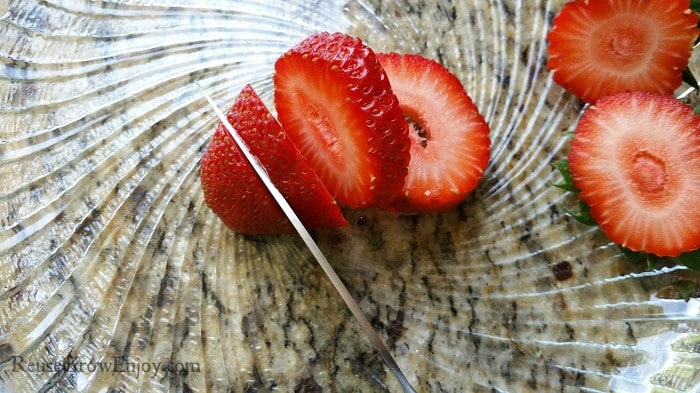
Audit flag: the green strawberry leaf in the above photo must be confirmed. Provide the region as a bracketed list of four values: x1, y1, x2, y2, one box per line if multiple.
[552, 159, 579, 192]
[677, 248, 700, 272]
[621, 247, 660, 271]
[691, 0, 700, 15]
[552, 158, 595, 225]
[621, 246, 700, 274]
[621, 247, 646, 264]
[564, 201, 596, 226]
[673, 280, 697, 302]
[682, 67, 700, 90]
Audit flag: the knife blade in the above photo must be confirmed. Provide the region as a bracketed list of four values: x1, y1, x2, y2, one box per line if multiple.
[196, 83, 417, 393]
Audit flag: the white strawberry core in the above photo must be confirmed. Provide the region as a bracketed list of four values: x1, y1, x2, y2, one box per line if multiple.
[594, 20, 654, 71]
[631, 151, 667, 195]
[298, 97, 340, 155]
[402, 106, 430, 148]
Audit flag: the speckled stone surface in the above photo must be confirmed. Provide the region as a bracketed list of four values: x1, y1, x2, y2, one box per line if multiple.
[1, 0, 699, 392]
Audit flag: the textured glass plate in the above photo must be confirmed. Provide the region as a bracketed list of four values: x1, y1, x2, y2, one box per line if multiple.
[1, 0, 700, 391]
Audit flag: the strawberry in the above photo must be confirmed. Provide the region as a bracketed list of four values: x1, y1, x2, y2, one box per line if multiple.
[546, 0, 699, 104]
[376, 53, 491, 214]
[200, 84, 347, 234]
[568, 91, 700, 257]
[273, 32, 410, 209]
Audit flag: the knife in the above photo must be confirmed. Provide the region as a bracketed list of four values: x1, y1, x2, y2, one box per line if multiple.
[196, 83, 417, 393]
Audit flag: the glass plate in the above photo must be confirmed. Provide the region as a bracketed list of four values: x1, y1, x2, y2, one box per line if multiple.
[1, 0, 699, 391]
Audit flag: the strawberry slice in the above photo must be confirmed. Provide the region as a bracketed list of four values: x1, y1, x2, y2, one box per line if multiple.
[376, 53, 491, 214]
[273, 32, 410, 209]
[200, 85, 347, 234]
[568, 91, 700, 257]
[546, 0, 699, 103]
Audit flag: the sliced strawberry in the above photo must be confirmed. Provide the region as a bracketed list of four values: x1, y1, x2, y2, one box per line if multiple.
[200, 84, 347, 234]
[568, 91, 700, 257]
[547, 0, 699, 103]
[376, 53, 491, 214]
[273, 32, 410, 209]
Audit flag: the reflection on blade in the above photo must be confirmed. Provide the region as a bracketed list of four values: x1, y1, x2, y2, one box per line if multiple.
[196, 83, 417, 393]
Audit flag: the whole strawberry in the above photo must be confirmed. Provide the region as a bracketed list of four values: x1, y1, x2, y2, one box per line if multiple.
[200, 85, 347, 234]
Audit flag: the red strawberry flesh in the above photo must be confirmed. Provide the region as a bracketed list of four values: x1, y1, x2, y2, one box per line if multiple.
[200, 84, 347, 234]
[547, 0, 699, 103]
[274, 32, 410, 209]
[568, 91, 700, 257]
[377, 53, 491, 213]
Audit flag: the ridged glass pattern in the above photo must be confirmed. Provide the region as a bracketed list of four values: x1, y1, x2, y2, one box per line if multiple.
[1, 0, 699, 391]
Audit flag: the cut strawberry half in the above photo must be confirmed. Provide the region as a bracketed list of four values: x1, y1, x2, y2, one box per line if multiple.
[568, 91, 700, 257]
[200, 85, 347, 234]
[376, 53, 491, 214]
[546, 0, 699, 103]
[273, 32, 410, 209]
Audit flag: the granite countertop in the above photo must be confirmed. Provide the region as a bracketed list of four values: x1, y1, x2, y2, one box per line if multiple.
[1, 0, 699, 391]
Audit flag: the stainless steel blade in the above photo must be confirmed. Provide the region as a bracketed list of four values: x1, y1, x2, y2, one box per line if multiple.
[196, 83, 417, 393]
